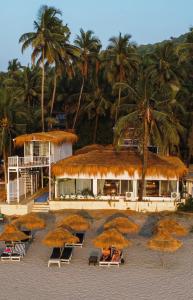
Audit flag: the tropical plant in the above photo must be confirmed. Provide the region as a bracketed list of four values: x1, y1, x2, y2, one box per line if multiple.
[0, 88, 28, 186]
[72, 29, 101, 129]
[19, 5, 66, 131]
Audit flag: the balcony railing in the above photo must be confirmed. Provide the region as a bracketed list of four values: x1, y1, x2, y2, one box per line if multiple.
[8, 156, 50, 168]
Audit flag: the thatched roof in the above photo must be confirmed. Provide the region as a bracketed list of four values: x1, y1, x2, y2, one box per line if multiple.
[147, 230, 182, 252]
[52, 149, 187, 178]
[104, 217, 140, 234]
[14, 130, 78, 147]
[93, 228, 131, 249]
[12, 213, 46, 231]
[57, 214, 90, 232]
[75, 144, 113, 155]
[0, 224, 29, 242]
[156, 219, 188, 237]
[42, 228, 79, 247]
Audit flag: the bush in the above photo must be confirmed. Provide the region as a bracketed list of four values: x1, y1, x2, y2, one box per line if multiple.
[177, 196, 193, 211]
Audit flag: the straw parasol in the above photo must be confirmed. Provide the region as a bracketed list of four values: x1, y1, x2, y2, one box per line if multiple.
[57, 214, 90, 232]
[156, 219, 188, 236]
[13, 213, 46, 231]
[42, 228, 79, 248]
[0, 224, 29, 242]
[52, 149, 187, 178]
[147, 230, 182, 266]
[93, 228, 131, 249]
[104, 217, 140, 234]
[14, 130, 78, 147]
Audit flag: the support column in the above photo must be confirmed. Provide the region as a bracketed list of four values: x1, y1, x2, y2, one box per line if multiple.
[16, 168, 19, 203]
[55, 180, 58, 199]
[41, 168, 44, 188]
[93, 179, 97, 196]
[7, 168, 10, 204]
[177, 180, 179, 194]
[133, 179, 137, 200]
[48, 142, 51, 200]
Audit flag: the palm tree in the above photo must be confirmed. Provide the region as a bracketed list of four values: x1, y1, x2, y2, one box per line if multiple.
[72, 29, 101, 129]
[104, 33, 139, 122]
[0, 88, 28, 186]
[19, 5, 65, 131]
[114, 71, 184, 201]
[82, 84, 111, 143]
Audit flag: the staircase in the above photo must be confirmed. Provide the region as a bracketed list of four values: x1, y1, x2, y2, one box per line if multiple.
[32, 202, 50, 213]
[20, 169, 32, 193]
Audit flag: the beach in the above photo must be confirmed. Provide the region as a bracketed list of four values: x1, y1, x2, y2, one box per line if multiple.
[0, 211, 193, 300]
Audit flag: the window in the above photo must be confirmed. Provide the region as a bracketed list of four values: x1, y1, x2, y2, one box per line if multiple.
[120, 180, 133, 195]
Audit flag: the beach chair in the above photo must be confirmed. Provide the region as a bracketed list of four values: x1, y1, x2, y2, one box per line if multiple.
[48, 248, 61, 268]
[14, 243, 26, 257]
[10, 252, 22, 261]
[60, 247, 73, 264]
[65, 233, 85, 248]
[0, 246, 13, 261]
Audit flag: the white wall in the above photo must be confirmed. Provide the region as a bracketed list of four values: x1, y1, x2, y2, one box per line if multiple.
[49, 199, 177, 212]
[52, 143, 72, 162]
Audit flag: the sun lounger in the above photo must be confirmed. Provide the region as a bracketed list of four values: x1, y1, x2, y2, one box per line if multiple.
[14, 243, 26, 257]
[99, 252, 123, 267]
[10, 252, 22, 261]
[65, 233, 85, 248]
[48, 248, 61, 267]
[60, 247, 73, 264]
[0, 252, 11, 261]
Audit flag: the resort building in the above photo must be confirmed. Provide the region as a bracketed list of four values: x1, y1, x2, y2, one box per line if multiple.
[50, 146, 187, 212]
[6, 131, 77, 204]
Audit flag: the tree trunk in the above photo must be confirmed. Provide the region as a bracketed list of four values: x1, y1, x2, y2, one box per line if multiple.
[138, 115, 148, 201]
[93, 113, 99, 144]
[50, 73, 57, 117]
[41, 49, 45, 132]
[72, 76, 85, 129]
[115, 86, 121, 123]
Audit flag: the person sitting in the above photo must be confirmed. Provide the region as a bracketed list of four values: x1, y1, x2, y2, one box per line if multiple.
[112, 249, 121, 262]
[101, 248, 111, 261]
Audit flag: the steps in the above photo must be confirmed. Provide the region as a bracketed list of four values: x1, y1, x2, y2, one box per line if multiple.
[20, 169, 32, 193]
[32, 202, 50, 213]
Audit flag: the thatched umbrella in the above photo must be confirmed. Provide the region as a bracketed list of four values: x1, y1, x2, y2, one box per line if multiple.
[156, 219, 188, 236]
[42, 228, 79, 248]
[0, 224, 29, 242]
[93, 228, 131, 249]
[104, 217, 140, 234]
[13, 213, 46, 231]
[147, 230, 183, 266]
[57, 214, 90, 232]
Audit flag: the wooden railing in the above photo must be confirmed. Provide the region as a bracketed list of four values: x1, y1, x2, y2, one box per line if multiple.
[8, 156, 50, 167]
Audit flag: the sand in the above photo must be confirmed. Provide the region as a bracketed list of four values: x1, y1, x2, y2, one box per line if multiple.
[0, 211, 193, 300]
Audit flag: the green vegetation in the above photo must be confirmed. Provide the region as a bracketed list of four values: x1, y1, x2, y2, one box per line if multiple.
[0, 5, 193, 189]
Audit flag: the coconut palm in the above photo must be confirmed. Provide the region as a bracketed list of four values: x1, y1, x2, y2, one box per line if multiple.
[19, 5, 66, 131]
[82, 84, 111, 143]
[72, 29, 101, 129]
[104, 33, 139, 122]
[0, 88, 28, 186]
[114, 71, 184, 200]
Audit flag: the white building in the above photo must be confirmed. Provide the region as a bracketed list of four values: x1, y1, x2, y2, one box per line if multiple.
[7, 131, 77, 203]
[50, 146, 187, 212]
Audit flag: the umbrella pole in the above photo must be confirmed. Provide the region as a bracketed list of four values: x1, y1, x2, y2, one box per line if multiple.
[158, 253, 165, 268]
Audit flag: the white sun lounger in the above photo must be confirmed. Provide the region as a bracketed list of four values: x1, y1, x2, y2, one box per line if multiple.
[48, 248, 61, 268]
[60, 247, 73, 264]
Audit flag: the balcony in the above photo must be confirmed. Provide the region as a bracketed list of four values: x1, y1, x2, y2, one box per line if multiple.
[8, 156, 50, 168]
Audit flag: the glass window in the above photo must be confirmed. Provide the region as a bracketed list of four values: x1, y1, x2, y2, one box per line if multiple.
[160, 180, 177, 196]
[120, 180, 133, 195]
[24, 142, 30, 156]
[58, 179, 75, 195]
[145, 181, 159, 197]
[76, 179, 92, 194]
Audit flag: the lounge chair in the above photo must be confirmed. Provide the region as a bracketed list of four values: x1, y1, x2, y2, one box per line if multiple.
[14, 243, 26, 257]
[65, 233, 85, 248]
[60, 247, 73, 264]
[0, 247, 13, 261]
[99, 251, 123, 267]
[48, 248, 61, 268]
